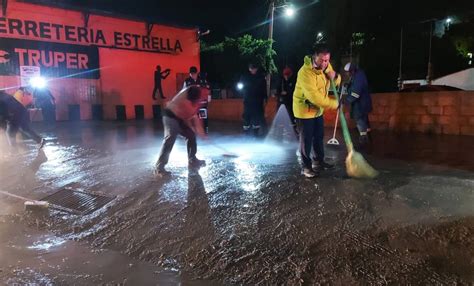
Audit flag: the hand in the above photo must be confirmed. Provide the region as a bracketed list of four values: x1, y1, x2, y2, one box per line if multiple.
[304, 99, 316, 108]
[326, 71, 336, 80]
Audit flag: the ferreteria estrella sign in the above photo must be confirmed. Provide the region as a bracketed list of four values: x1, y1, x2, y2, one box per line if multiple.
[0, 17, 184, 54]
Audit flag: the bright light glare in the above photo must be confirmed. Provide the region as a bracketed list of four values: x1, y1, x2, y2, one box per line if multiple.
[30, 77, 46, 89]
[237, 82, 244, 90]
[285, 7, 295, 17]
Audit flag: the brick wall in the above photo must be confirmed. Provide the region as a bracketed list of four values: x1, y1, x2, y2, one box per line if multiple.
[365, 91, 474, 136]
[207, 91, 474, 136]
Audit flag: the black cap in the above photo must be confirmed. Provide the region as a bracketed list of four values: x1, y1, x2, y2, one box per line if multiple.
[189, 66, 198, 73]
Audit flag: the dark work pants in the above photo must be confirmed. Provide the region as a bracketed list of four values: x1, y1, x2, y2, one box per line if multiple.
[243, 101, 264, 133]
[298, 116, 325, 169]
[156, 115, 197, 170]
[355, 114, 370, 135]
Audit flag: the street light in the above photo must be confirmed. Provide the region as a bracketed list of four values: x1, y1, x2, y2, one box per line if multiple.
[30, 77, 47, 89]
[267, 1, 296, 97]
[285, 6, 295, 17]
[445, 17, 452, 30]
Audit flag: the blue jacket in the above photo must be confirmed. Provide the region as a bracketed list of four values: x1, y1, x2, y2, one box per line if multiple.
[346, 69, 372, 119]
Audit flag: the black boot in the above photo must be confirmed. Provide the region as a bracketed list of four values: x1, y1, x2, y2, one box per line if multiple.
[359, 134, 369, 145]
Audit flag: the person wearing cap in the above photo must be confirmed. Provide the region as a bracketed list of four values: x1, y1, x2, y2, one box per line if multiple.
[239, 63, 267, 137]
[154, 86, 208, 176]
[343, 62, 373, 144]
[293, 45, 341, 178]
[183, 66, 200, 88]
[276, 66, 297, 134]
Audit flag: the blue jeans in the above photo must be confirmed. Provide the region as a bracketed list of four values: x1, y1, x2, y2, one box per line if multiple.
[297, 116, 325, 169]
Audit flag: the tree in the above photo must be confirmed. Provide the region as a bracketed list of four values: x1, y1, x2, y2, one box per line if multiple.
[201, 35, 276, 88]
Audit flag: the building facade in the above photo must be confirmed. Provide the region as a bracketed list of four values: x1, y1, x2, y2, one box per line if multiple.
[0, 0, 200, 120]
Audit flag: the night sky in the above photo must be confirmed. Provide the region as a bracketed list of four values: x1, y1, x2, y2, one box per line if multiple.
[27, 0, 474, 91]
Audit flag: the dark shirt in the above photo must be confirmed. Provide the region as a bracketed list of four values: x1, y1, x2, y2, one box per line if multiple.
[239, 73, 267, 103]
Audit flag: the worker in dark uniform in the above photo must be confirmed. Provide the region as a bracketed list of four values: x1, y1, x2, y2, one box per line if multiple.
[197, 72, 211, 133]
[183, 66, 199, 89]
[183, 67, 211, 134]
[0, 91, 44, 149]
[239, 63, 267, 137]
[343, 62, 373, 144]
[33, 87, 56, 123]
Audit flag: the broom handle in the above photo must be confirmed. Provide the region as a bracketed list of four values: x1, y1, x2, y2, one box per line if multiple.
[331, 105, 340, 139]
[330, 79, 353, 152]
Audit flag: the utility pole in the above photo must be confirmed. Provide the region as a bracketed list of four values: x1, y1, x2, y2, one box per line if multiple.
[426, 21, 433, 84]
[398, 27, 403, 90]
[267, 1, 275, 98]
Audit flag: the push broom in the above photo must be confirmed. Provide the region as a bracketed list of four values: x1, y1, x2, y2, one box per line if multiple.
[330, 79, 378, 179]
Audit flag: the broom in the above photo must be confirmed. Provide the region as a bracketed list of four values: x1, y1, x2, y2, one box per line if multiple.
[330, 79, 378, 179]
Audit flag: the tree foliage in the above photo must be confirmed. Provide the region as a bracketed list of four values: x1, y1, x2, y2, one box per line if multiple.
[201, 35, 276, 88]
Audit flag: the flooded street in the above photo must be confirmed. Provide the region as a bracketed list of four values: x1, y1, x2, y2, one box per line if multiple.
[0, 120, 473, 285]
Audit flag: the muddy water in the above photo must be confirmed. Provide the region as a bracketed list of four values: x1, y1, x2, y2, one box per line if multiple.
[1, 121, 473, 284]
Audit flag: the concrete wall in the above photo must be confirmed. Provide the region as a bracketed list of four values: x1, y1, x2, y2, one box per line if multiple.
[208, 91, 474, 136]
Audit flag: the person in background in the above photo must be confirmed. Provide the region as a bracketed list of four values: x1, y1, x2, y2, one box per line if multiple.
[154, 86, 208, 176]
[198, 71, 211, 133]
[183, 66, 199, 88]
[33, 87, 56, 123]
[343, 62, 373, 144]
[293, 45, 341, 178]
[239, 63, 267, 137]
[276, 66, 297, 134]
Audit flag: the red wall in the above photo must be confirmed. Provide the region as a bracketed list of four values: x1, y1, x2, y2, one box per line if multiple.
[0, 0, 200, 120]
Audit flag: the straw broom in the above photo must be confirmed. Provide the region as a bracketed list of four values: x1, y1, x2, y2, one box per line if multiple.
[330, 79, 378, 179]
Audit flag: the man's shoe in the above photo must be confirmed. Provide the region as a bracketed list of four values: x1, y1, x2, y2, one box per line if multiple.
[302, 168, 318, 178]
[359, 134, 369, 145]
[154, 167, 171, 177]
[188, 158, 206, 168]
[313, 161, 335, 171]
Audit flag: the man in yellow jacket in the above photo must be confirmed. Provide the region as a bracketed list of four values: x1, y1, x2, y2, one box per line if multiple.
[293, 45, 341, 178]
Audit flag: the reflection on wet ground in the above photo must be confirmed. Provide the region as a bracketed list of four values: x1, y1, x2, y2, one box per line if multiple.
[0, 120, 473, 284]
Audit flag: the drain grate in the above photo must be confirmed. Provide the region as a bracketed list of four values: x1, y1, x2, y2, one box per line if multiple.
[40, 189, 115, 215]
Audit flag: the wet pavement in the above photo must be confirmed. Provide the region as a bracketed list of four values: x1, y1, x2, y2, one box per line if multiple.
[0, 120, 473, 285]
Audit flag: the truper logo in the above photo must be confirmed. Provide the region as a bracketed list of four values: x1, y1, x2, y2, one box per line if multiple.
[0, 50, 10, 64]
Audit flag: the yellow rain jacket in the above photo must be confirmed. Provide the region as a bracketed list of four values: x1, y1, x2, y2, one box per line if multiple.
[293, 56, 341, 119]
[13, 89, 33, 107]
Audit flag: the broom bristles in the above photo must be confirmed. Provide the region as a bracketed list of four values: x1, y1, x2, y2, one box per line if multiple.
[345, 150, 379, 179]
